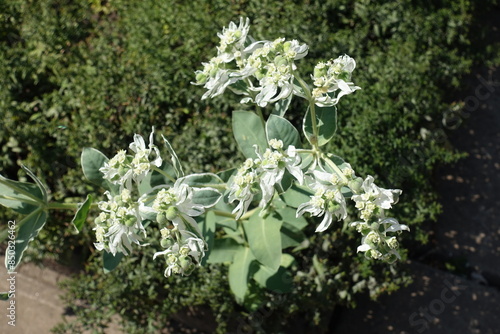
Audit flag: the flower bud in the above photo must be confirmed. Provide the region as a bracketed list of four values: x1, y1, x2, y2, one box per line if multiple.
[124, 217, 136, 227]
[156, 212, 168, 225]
[160, 238, 175, 249]
[165, 206, 178, 221]
[348, 177, 363, 193]
[196, 72, 207, 84]
[178, 255, 193, 271]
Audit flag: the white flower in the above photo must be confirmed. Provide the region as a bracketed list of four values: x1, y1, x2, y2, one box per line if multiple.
[216, 17, 250, 63]
[241, 38, 309, 107]
[93, 189, 146, 256]
[352, 217, 408, 262]
[228, 162, 259, 219]
[312, 55, 361, 107]
[380, 217, 410, 233]
[256, 141, 304, 207]
[296, 171, 347, 232]
[129, 128, 162, 181]
[153, 229, 207, 277]
[100, 128, 162, 189]
[140, 178, 219, 236]
[100, 149, 133, 187]
[351, 176, 402, 220]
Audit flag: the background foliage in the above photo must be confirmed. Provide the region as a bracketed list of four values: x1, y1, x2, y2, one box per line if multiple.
[1, 0, 498, 332]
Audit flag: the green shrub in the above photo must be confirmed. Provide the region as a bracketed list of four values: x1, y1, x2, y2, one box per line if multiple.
[1, 0, 495, 332]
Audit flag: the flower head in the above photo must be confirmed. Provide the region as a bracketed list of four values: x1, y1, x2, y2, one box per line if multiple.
[100, 128, 162, 189]
[296, 170, 347, 232]
[93, 189, 146, 256]
[312, 55, 361, 106]
[351, 175, 401, 220]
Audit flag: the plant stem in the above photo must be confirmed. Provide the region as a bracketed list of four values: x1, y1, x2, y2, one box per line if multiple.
[152, 166, 176, 183]
[293, 71, 319, 151]
[322, 154, 349, 184]
[211, 210, 236, 218]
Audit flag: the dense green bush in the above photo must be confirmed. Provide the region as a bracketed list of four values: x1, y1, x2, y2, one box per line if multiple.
[1, 0, 497, 332]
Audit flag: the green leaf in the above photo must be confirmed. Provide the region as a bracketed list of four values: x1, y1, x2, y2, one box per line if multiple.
[303, 105, 337, 147]
[5, 208, 47, 271]
[21, 165, 48, 203]
[272, 95, 292, 116]
[207, 238, 242, 264]
[199, 211, 216, 266]
[103, 251, 124, 273]
[0, 292, 8, 301]
[279, 184, 313, 209]
[0, 174, 44, 215]
[228, 247, 255, 303]
[81, 148, 119, 193]
[162, 135, 184, 178]
[232, 111, 267, 159]
[280, 222, 307, 249]
[192, 188, 221, 207]
[252, 254, 295, 293]
[71, 194, 93, 233]
[215, 217, 238, 231]
[181, 173, 223, 188]
[217, 168, 236, 183]
[275, 206, 308, 249]
[243, 213, 282, 272]
[266, 115, 300, 148]
[276, 206, 308, 230]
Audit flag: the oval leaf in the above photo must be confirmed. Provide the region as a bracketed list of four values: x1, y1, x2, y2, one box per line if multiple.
[232, 111, 267, 159]
[266, 115, 300, 148]
[71, 194, 93, 233]
[303, 105, 337, 147]
[243, 213, 282, 272]
[0, 174, 43, 214]
[81, 148, 119, 193]
[103, 251, 124, 273]
[228, 247, 255, 303]
[192, 188, 222, 207]
[5, 208, 47, 271]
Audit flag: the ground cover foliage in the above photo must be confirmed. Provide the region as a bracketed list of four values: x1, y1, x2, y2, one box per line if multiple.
[1, 0, 498, 332]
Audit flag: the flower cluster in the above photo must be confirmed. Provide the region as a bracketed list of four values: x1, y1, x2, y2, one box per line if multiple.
[153, 227, 206, 277]
[228, 139, 303, 219]
[312, 55, 361, 107]
[100, 128, 162, 190]
[93, 188, 145, 256]
[296, 167, 355, 232]
[141, 178, 219, 277]
[289, 158, 408, 261]
[194, 18, 359, 108]
[350, 176, 408, 262]
[93, 130, 221, 277]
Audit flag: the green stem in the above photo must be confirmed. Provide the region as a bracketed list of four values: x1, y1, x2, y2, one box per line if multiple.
[322, 154, 349, 184]
[211, 209, 236, 219]
[294, 148, 316, 154]
[256, 105, 266, 128]
[293, 71, 319, 151]
[239, 207, 259, 221]
[152, 166, 176, 183]
[47, 202, 78, 210]
[245, 78, 266, 128]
